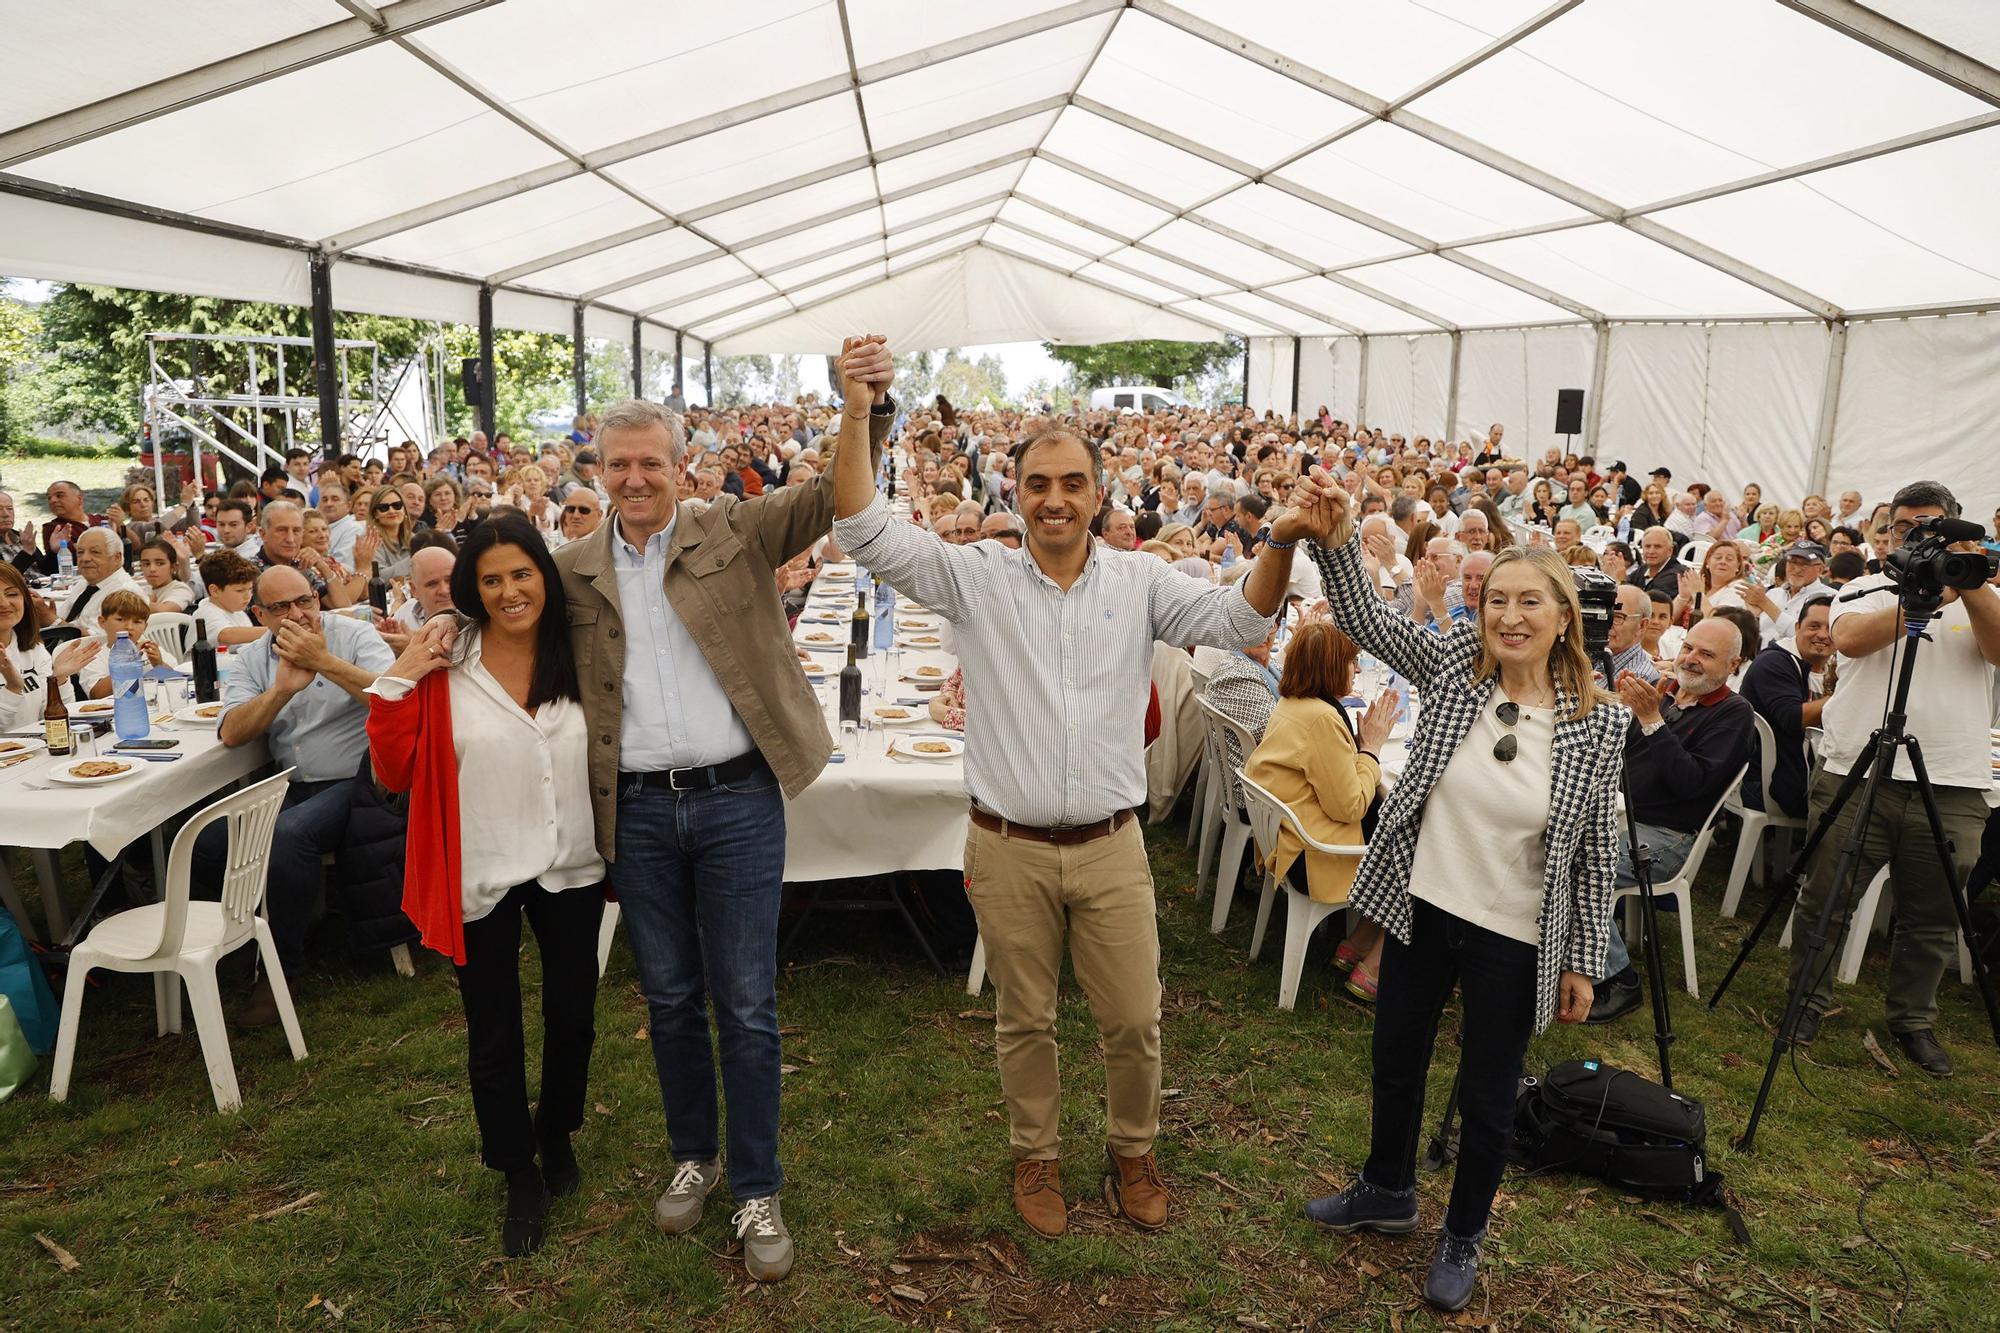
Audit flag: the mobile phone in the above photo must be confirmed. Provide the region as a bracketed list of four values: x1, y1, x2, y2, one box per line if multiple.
[116, 738, 179, 750]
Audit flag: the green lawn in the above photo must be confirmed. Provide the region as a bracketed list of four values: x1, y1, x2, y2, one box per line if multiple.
[1, 455, 141, 530]
[3, 816, 1998, 1331]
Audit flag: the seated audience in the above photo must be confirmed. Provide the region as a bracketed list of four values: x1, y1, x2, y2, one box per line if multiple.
[77, 589, 169, 698]
[1738, 592, 1835, 818]
[194, 551, 267, 646]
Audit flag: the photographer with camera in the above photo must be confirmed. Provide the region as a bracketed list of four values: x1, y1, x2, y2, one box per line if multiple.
[1786, 481, 2000, 1076]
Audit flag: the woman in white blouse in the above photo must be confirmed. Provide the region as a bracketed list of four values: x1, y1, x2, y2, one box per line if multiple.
[0, 563, 101, 730]
[365, 511, 604, 1259]
[1290, 473, 1626, 1314]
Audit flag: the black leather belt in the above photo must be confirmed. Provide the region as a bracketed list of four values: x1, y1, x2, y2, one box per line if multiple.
[620, 750, 768, 793]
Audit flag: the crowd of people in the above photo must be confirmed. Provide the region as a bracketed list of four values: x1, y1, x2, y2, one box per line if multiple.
[2, 341, 1996, 1314]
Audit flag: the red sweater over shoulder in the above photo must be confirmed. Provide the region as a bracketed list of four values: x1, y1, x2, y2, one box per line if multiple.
[366, 673, 466, 965]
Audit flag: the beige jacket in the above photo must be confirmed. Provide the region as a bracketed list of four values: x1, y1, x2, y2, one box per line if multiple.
[554, 413, 888, 859]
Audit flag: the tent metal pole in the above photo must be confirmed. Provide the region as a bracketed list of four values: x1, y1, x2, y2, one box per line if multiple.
[1807, 320, 1848, 498]
[476, 284, 496, 443]
[1290, 338, 1302, 417]
[1585, 322, 1611, 453]
[631, 317, 644, 398]
[673, 330, 684, 395]
[573, 304, 588, 418]
[1239, 341, 1250, 409]
[1775, 0, 2000, 107]
[704, 348, 713, 405]
[1445, 331, 1463, 441]
[1356, 338, 1371, 425]
[309, 253, 340, 453]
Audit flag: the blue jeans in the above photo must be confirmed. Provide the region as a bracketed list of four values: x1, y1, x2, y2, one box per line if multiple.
[611, 763, 786, 1200]
[193, 777, 353, 975]
[1599, 822, 1697, 980]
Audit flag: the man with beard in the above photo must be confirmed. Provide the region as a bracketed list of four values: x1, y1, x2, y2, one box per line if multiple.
[1585, 617, 1754, 1022]
[832, 336, 1301, 1241]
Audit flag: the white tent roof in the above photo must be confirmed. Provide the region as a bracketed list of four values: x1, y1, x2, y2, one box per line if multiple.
[3, 0, 1998, 352]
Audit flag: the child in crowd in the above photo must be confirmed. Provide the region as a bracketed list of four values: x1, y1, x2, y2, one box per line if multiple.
[79, 589, 167, 698]
[195, 551, 267, 646]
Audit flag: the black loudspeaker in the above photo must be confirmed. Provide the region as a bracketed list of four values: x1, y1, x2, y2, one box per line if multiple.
[460, 357, 483, 401]
[1554, 387, 1585, 436]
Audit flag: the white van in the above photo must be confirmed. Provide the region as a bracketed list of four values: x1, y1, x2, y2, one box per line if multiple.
[1089, 385, 1189, 414]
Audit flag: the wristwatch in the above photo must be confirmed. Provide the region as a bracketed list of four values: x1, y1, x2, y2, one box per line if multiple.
[1641, 719, 1666, 736]
[870, 395, 898, 417]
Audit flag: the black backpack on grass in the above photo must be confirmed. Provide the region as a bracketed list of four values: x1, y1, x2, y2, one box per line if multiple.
[1514, 1059, 1748, 1242]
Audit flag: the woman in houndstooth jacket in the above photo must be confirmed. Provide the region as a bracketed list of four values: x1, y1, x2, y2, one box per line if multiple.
[1280, 469, 1627, 1314]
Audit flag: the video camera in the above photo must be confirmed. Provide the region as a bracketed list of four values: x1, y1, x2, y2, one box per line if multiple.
[1570, 564, 1618, 658]
[1882, 515, 1998, 603]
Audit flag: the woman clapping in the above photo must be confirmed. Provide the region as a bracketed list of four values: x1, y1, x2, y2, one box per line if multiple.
[1287, 469, 1627, 1314]
[365, 512, 606, 1257]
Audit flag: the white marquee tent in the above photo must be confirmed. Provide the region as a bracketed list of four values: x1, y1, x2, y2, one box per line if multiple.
[3, 0, 1997, 516]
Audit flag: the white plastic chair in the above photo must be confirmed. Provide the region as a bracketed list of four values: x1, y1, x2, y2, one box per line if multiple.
[1240, 774, 1366, 1011]
[142, 610, 196, 663]
[1193, 697, 1259, 934]
[1780, 867, 1974, 986]
[50, 769, 303, 1112]
[597, 900, 620, 977]
[1183, 665, 1213, 849]
[966, 935, 986, 996]
[1719, 713, 1808, 918]
[1617, 764, 1746, 997]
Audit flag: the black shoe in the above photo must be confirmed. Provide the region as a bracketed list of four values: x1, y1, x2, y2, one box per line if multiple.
[502, 1166, 552, 1257]
[539, 1132, 580, 1199]
[1789, 1007, 1822, 1047]
[1893, 1028, 1953, 1078]
[1422, 1227, 1486, 1312]
[1583, 975, 1642, 1025]
[1302, 1177, 1419, 1234]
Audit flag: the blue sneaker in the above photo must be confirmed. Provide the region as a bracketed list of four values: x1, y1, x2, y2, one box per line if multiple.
[1302, 1177, 1419, 1233]
[1422, 1227, 1485, 1312]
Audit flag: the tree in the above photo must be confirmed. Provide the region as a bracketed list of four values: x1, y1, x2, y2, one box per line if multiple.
[0, 293, 42, 448]
[1041, 338, 1242, 393]
[935, 350, 1007, 408]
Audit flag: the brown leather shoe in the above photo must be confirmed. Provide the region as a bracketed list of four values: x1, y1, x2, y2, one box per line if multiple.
[1104, 1148, 1169, 1230]
[1012, 1158, 1066, 1238]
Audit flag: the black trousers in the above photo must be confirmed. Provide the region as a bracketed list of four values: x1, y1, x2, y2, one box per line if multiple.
[455, 880, 605, 1174]
[1363, 897, 1538, 1239]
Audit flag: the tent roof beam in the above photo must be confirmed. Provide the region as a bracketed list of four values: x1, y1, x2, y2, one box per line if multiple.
[1776, 0, 2000, 107]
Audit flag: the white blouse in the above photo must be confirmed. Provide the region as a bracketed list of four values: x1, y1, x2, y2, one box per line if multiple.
[145, 579, 195, 611]
[369, 632, 603, 923]
[1406, 690, 1558, 947]
[0, 640, 53, 731]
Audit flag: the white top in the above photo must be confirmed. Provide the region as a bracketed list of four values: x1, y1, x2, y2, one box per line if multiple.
[56, 568, 143, 622]
[1407, 690, 1557, 947]
[369, 632, 604, 923]
[1821, 575, 1998, 789]
[144, 579, 195, 610]
[326, 514, 361, 566]
[194, 602, 253, 641]
[0, 640, 52, 730]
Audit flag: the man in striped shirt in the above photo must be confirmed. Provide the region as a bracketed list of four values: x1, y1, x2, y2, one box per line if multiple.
[831, 336, 1311, 1240]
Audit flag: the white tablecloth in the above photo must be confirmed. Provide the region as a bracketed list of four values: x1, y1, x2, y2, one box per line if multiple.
[0, 713, 271, 857]
[781, 565, 969, 882]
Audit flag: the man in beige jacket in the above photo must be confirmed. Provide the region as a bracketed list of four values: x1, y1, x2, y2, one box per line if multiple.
[555, 391, 891, 1283]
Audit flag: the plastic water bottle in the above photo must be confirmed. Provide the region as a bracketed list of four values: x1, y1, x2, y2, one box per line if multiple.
[873, 581, 894, 651]
[1386, 670, 1411, 723]
[56, 539, 75, 578]
[108, 632, 151, 741]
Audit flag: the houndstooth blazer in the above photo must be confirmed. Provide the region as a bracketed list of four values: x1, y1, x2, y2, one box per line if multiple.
[1309, 533, 1629, 1032]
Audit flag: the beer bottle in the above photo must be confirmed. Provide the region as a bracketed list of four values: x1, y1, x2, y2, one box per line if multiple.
[44, 673, 72, 757]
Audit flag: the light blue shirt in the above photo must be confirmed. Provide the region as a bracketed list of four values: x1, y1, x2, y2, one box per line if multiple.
[219, 611, 394, 782]
[612, 512, 757, 771]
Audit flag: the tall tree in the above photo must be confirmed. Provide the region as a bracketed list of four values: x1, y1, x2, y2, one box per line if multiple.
[1041, 338, 1241, 393]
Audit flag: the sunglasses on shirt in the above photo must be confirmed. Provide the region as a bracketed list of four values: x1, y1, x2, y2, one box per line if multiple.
[1493, 700, 1522, 764]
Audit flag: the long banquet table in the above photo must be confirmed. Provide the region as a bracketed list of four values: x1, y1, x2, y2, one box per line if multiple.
[780, 556, 970, 882]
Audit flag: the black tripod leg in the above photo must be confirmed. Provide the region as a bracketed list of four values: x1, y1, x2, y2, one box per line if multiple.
[1709, 755, 1874, 1012]
[1421, 1039, 1462, 1172]
[1903, 741, 2000, 1047]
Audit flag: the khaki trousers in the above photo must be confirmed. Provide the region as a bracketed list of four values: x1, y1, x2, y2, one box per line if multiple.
[964, 816, 1161, 1160]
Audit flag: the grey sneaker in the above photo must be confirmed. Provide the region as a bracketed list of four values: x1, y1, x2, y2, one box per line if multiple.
[653, 1158, 721, 1235]
[733, 1196, 794, 1283]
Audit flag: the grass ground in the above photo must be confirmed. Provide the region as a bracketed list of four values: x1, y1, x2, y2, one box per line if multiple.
[4, 811, 1999, 1331]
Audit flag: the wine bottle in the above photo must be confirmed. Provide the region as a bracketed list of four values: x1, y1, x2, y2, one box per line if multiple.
[368, 571, 389, 616]
[849, 584, 870, 659]
[838, 644, 862, 727]
[190, 627, 219, 704]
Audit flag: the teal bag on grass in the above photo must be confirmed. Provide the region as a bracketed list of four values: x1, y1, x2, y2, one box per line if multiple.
[0, 996, 36, 1102]
[0, 903, 58, 1054]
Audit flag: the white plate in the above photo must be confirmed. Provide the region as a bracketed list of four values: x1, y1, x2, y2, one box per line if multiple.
[798, 613, 846, 625]
[891, 735, 964, 760]
[869, 705, 927, 727]
[819, 563, 856, 577]
[796, 631, 845, 647]
[894, 617, 940, 632]
[174, 703, 228, 726]
[896, 635, 945, 650]
[902, 669, 950, 686]
[72, 699, 117, 719]
[799, 662, 830, 681]
[0, 737, 48, 760]
[47, 759, 143, 786]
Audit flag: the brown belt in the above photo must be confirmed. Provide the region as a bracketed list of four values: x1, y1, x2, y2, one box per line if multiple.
[969, 805, 1133, 846]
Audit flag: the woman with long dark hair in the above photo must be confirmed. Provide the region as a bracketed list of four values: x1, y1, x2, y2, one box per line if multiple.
[1285, 474, 1627, 1313]
[366, 512, 605, 1257]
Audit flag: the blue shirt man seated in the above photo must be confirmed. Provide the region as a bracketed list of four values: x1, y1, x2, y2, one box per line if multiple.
[200, 565, 392, 1026]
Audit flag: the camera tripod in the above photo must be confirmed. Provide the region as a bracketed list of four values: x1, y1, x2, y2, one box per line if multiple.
[1707, 589, 2000, 1152]
[1422, 642, 1679, 1170]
